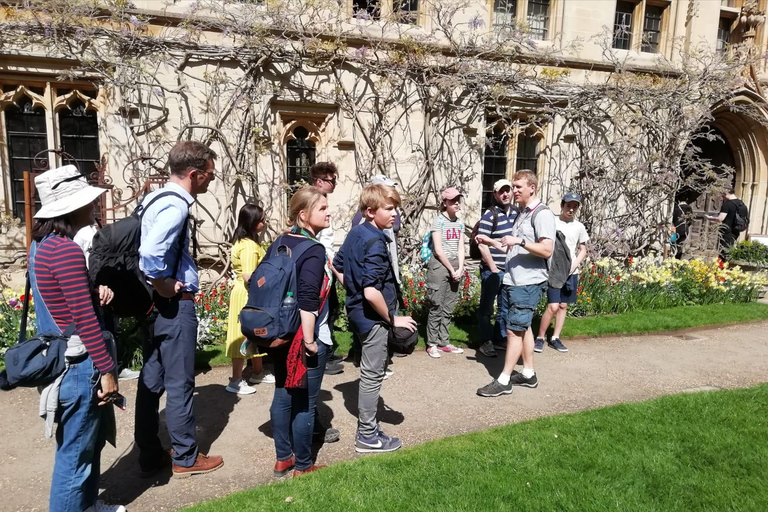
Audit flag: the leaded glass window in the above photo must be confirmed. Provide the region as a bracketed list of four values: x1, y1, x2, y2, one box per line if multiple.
[527, 0, 550, 41]
[483, 122, 508, 210]
[613, 1, 634, 50]
[353, 0, 381, 19]
[641, 5, 663, 53]
[393, 0, 419, 24]
[493, 0, 517, 28]
[5, 97, 47, 220]
[59, 101, 101, 181]
[717, 17, 731, 53]
[515, 131, 539, 174]
[286, 126, 316, 196]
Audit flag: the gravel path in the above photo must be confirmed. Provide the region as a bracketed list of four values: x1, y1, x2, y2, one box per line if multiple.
[2, 321, 768, 512]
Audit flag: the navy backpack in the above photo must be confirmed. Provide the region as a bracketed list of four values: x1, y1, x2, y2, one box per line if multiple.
[239, 236, 319, 349]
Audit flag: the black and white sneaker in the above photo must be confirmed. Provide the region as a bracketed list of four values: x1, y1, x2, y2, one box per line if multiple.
[476, 378, 513, 397]
[478, 341, 497, 358]
[534, 337, 545, 353]
[509, 372, 538, 388]
[548, 338, 568, 352]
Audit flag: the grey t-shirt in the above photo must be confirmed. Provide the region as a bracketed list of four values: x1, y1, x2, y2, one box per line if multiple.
[503, 200, 557, 287]
[430, 214, 464, 260]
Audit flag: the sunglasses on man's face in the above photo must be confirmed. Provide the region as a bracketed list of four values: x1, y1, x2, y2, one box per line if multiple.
[319, 177, 337, 186]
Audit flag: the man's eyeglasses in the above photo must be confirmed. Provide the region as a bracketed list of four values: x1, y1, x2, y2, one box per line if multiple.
[319, 177, 337, 186]
[193, 167, 216, 178]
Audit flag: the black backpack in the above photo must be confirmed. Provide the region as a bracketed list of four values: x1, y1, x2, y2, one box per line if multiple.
[89, 191, 188, 318]
[520, 204, 573, 290]
[732, 199, 750, 234]
[469, 207, 499, 260]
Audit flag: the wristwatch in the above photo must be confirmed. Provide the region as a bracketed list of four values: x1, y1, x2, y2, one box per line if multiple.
[519, 239, 527, 248]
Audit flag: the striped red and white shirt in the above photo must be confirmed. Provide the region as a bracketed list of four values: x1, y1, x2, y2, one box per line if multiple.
[34, 235, 115, 374]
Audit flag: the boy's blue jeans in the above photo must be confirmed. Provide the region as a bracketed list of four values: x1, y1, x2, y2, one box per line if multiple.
[478, 269, 508, 344]
[50, 356, 108, 512]
[270, 340, 328, 471]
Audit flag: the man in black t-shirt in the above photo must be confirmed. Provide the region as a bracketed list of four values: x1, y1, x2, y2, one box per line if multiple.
[707, 188, 749, 261]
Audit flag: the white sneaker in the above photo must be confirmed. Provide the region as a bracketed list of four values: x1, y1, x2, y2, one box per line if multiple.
[426, 346, 441, 359]
[84, 502, 127, 512]
[118, 368, 140, 380]
[249, 372, 276, 385]
[226, 378, 257, 395]
[383, 368, 394, 380]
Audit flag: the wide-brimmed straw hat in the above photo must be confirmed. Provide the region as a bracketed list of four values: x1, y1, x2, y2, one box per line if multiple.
[34, 165, 107, 219]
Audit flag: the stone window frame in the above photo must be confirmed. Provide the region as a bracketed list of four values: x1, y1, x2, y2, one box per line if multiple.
[0, 82, 104, 221]
[482, 116, 547, 209]
[348, 0, 424, 25]
[611, 0, 672, 55]
[489, 0, 556, 42]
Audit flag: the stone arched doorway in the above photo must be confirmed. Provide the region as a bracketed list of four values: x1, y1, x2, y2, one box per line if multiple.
[682, 91, 768, 257]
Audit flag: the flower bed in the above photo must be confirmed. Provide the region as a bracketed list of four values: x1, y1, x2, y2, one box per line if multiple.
[566, 257, 768, 317]
[195, 279, 232, 349]
[400, 265, 481, 321]
[0, 287, 34, 360]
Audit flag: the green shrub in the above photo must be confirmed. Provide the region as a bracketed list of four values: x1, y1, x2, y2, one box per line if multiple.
[728, 240, 768, 266]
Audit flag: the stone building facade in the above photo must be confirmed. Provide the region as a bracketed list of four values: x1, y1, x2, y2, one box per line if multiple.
[1, 0, 768, 268]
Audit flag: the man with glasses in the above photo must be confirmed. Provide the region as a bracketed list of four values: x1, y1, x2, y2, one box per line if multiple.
[135, 141, 224, 477]
[308, 162, 342, 444]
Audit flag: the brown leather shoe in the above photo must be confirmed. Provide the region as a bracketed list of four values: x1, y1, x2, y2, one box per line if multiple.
[172, 453, 224, 478]
[293, 464, 326, 477]
[273, 455, 296, 477]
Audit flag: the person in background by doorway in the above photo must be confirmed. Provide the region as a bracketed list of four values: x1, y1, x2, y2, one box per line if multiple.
[706, 188, 749, 261]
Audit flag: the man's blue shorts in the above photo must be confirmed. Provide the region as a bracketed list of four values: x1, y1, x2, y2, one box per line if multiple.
[547, 274, 579, 304]
[504, 282, 547, 333]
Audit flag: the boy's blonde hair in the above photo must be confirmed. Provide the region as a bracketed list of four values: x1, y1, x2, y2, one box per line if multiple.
[359, 184, 401, 215]
[287, 186, 326, 228]
[513, 169, 538, 190]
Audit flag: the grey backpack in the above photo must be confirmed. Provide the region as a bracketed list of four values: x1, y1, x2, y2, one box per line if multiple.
[529, 206, 572, 289]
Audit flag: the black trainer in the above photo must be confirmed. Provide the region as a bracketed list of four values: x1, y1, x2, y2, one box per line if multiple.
[325, 361, 344, 375]
[534, 337, 545, 353]
[509, 372, 538, 388]
[476, 378, 513, 397]
[548, 338, 568, 353]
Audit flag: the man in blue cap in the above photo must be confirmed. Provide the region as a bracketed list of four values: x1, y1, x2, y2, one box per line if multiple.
[535, 192, 589, 353]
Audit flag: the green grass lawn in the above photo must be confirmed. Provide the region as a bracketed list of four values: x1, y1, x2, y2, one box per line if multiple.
[194, 303, 768, 369]
[184, 384, 768, 512]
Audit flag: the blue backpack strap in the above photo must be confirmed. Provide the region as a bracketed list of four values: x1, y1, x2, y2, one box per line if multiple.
[288, 238, 321, 262]
[136, 190, 190, 277]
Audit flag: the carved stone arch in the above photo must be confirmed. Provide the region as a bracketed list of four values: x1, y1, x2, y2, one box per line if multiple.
[281, 119, 324, 146]
[52, 89, 101, 114]
[709, 90, 768, 234]
[0, 85, 46, 110]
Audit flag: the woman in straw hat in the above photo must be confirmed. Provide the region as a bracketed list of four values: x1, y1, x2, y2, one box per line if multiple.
[29, 165, 126, 512]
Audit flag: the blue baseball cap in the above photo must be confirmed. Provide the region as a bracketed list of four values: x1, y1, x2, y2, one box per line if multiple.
[562, 192, 581, 204]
